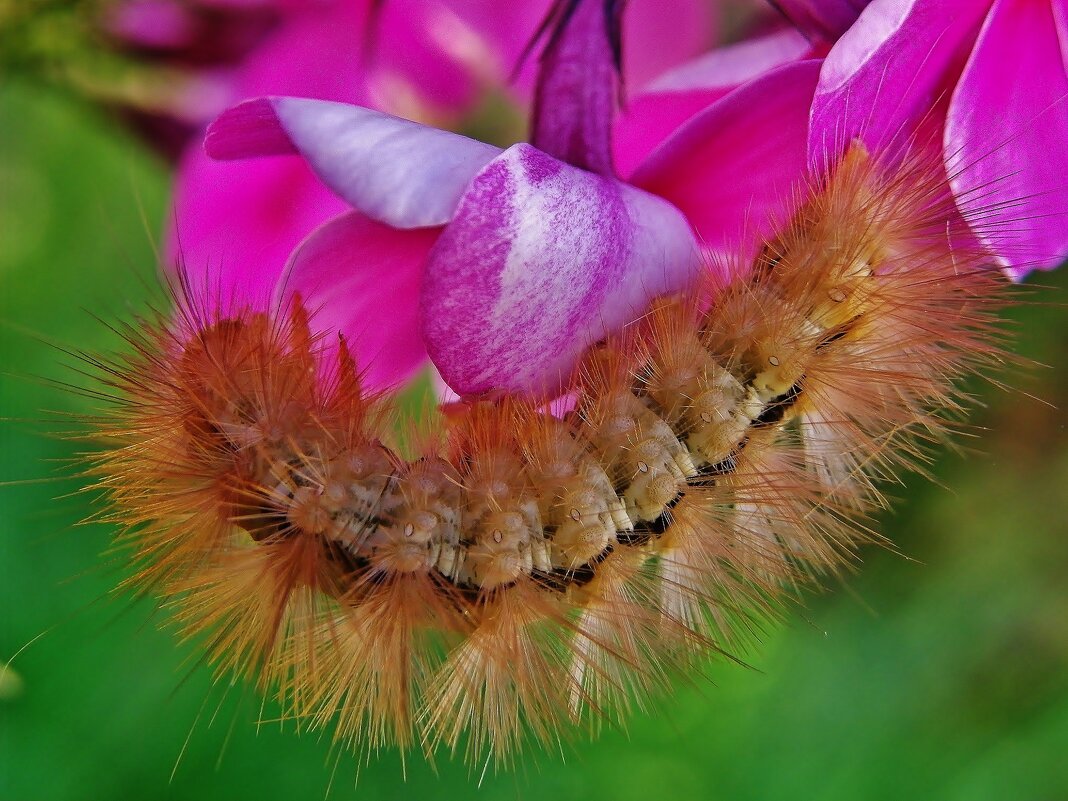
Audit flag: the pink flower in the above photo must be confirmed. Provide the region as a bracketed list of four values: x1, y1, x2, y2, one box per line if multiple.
[608, 0, 890, 175]
[204, 0, 822, 396]
[169, 0, 529, 381]
[799, 0, 1068, 276]
[171, 0, 723, 391]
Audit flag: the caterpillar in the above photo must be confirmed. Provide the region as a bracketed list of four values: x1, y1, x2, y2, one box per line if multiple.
[88, 141, 1014, 766]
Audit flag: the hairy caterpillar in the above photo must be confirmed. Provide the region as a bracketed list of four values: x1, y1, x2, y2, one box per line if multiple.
[88, 141, 1015, 765]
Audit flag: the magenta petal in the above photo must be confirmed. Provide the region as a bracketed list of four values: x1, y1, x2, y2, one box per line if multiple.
[530, 0, 620, 175]
[809, 0, 989, 163]
[422, 144, 700, 397]
[642, 28, 812, 94]
[207, 97, 503, 228]
[632, 60, 821, 258]
[946, 0, 1068, 276]
[614, 29, 812, 178]
[429, 0, 717, 111]
[622, 0, 718, 88]
[170, 144, 349, 312]
[369, 0, 488, 114]
[279, 211, 440, 390]
[204, 97, 296, 158]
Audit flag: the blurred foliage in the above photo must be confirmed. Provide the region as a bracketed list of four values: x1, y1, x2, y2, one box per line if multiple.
[0, 0, 202, 129]
[2, 82, 1067, 800]
[0, 0, 106, 75]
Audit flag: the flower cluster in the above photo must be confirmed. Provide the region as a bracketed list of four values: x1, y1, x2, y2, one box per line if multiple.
[184, 0, 1066, 399]
[163, 0, 727, 391]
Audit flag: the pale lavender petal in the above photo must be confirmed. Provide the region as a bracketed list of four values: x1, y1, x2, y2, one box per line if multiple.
[279, 211, 441, 391]
[206, 96, 502, 228]
[632, 60, 821, 259]
[772, 0, 871, 43]
[530, 0, 620, 175]
[614, 29, 812, 177]
[422, 144, 700, 397]
[809, 0, 990, 165]
[946, 0, 1068, 276]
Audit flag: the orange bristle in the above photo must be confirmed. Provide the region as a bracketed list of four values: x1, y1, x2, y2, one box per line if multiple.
[83, 140, 1023, 767]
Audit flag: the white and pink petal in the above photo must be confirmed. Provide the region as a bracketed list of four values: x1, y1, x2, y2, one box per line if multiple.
[421, 143, 700, 398]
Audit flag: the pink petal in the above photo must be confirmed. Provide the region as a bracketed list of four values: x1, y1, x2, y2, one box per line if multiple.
[199, 0, 279, 8]
[167, 1, 371, 309]
[204, 96, 295, 157]
[422, 144, 700, 398]
[631, 59, 822, 259]
[171, 144, 350, 312]
[279, 211, 441, 391]
[946, 0, 1068, 276]
[370, 0, 489, 115]
[206, 96, 503, 228]
[228, 1, 369, 99]
[772, 0, 870, 43]
[614, 29, 812, 178]
[642, 28, 812, 94]
[530, 0, 620, 175]
[622, 0, 718, 88]
[809, 0, 990, 165]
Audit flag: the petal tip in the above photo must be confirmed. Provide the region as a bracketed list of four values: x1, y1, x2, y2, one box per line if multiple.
[205, 97, 297, 160]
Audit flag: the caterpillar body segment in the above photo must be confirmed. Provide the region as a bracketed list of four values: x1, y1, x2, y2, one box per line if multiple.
[91, 144, 1012, 763]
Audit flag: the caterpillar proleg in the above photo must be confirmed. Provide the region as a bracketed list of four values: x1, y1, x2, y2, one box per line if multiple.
[88, 141, 1018, 765]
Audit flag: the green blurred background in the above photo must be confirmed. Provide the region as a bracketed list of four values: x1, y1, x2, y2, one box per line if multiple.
[2, 79, 1067, 801]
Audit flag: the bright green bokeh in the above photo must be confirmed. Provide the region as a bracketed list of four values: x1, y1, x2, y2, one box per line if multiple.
[2, 83, 1066, 800]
